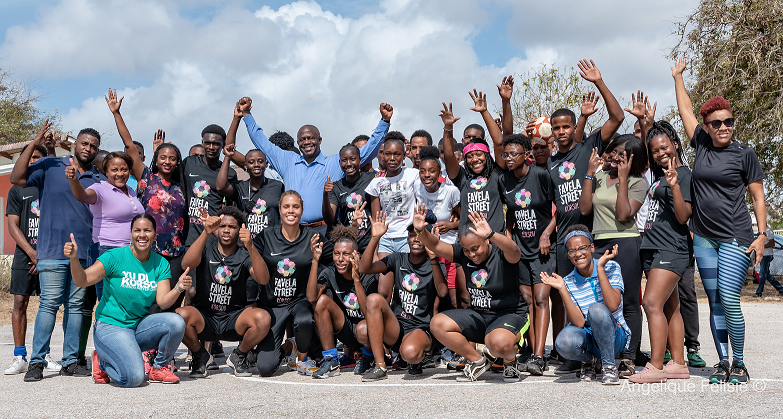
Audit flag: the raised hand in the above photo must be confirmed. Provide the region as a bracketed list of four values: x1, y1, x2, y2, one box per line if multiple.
[525, 120, 536, 137]
[64, 157, 78, 180]
[577, 59, 602, 84]
[412, 203, 428, 232]
[597, 244, 619, 267]
[198, 206, 209, 225]
[43, 129, 57, 148]
[63, 233, 79, 259]
[617, 151, 633, 180]
[623, 90, 647, 119]
[238, 97, 253, 116]
[223, 143, 236, 158]
[663, 159, 679, 187]
[539, 271, 565, 291]
[468, 89, 487, 113]
[425, 225, 440, 259]
[204, 215, 221, 235]
[177, 267, 192, 292]
[671, 57, 687, 79]
[239, 223, 252, 247]
[153, 129, 167, 152]
[380, 103, 394, 122]
[351, 201, 367, 228]
[350, 251, 361, 278]
[369, 210, 389, 238]
[497, 75, 514, 101]
[586, 147, 601, 177]
[467, 211, 492, 240]
[581, 92, 600, 117]
[323, 174, 334, 194]
[440, 102, 461, 127]
[435, 220, 452, 234]
[310, 234, 323, 261]
[32, 119, 53, 146]
[105, 89, 124, 114]
[643, 98, 657, 128]
[494, 116, 502, 132]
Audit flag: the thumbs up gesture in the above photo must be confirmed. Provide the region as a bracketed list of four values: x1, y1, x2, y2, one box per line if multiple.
[239, 223, 252, 247]
[63, 233, 79, 259]
[324, 174, 334, 194]
[65, 157, 77, 180]
[176, 267, 192, 292]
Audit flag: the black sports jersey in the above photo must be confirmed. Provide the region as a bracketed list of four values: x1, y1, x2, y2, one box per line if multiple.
[6, 186, 40, 269]
[381, 252, 438, 329]
[255, 225, 319, 307]
[233, 178, 284, 239]
[451, 165, 505, 233]
[317, 266, 378, 324]
[192, 236, 255, 314]
[548, 131, 605, 242]
[642, 167, 693, 253]
[452, 242, 526, 314]
[182, 156, 237, 246]
[328, 172, 374, 252]
[502, 165, 555, 259]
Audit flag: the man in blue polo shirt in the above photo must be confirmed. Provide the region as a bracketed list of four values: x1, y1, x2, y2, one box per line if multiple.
[237, 97, 392, 236]
[10, 120, 105, 382]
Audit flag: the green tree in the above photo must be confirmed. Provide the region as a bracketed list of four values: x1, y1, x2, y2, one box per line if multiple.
[670, 0, 783, 227]
[0, 67, 61, 145]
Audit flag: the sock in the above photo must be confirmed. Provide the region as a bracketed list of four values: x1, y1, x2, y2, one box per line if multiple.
[322, 348, 339, 360]
[14, 346, 27, 361]
[361, 347, 373, 357]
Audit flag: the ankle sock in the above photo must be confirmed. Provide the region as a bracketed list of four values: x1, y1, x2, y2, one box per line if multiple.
[322, 348, 339, 360]
[361, 347, 373, 357]
[14, 346, 27, 361]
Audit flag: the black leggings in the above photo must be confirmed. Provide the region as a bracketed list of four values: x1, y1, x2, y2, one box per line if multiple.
[254, 299, 318, 376]
[594, 236, 641, 359]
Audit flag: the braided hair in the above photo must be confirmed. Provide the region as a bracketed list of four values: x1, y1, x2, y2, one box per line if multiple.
[645, 120, 687, 180]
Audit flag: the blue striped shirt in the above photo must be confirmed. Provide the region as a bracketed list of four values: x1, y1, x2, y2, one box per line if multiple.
[564, 259, 631, 349]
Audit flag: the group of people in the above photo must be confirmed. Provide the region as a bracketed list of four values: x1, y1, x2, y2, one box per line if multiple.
[4, 58, 767, 387]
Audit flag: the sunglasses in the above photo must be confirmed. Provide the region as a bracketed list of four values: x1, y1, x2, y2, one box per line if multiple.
[706, 118, 734, 130]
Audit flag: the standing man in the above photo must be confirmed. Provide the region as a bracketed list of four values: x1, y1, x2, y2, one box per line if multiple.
[239, 97, 392, 237]
[10, 120, 105, 382]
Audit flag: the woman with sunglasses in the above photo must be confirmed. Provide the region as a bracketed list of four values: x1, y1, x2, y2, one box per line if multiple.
[673, 58, 767, 384]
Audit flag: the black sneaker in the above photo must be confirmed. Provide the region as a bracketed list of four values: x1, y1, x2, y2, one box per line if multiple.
[361, 365, 388, 382]
[447, 354, 468, 371]
[502, 362, 521, 382]
[210, 341, 225, 358]
[526, 354, 546, 376]
[391, 353, 407, 371]
[226, 349, 252, 377]
[190, 348, 213, 378]
[77, 356, 91, 371]
[23, 363, 45, 382]
[408, 363, 423, 376]
[354, 353, 374, 375]
[60, 361, 90, 377]
[554, 359, 581, 375]
[709, 360, 731, 384]
[456, 356, 491, 382]
[728, 360, 749, 385]
[246, 350, 257, 369]
[313, 357, 341, 379]
[421, 354, 436, 369]
[548, 348, 564, 364]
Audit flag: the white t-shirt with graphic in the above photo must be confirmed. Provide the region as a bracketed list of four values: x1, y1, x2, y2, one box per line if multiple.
[366, 168, 419, 239]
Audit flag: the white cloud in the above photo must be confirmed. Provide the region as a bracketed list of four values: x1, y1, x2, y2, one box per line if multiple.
[1, 0, 699, 156]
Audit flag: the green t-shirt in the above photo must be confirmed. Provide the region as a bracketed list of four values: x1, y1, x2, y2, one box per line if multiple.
[95, 246, 171, 328]
[591, 171, 647, 240]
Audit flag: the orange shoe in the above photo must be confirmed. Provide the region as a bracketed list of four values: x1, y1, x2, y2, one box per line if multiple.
[91, 350, 110, 384]
[149, 365, 180, 384]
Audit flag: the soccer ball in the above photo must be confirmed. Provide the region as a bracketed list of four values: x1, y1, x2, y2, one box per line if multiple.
[530, 116, 554, 144]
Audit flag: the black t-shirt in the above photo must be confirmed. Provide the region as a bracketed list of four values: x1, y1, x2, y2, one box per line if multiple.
[641, 167, 693, 253]
[502, 165, 555, 259]
[451, 165, 505, 233]
[233, 178, 284, 240]
[689, 125, 764, 246]
[254, 225, 319, 308]
[328, 172, 374, 252]
[182, 156, 237, 246]
[317, 266, 378, 325]
[451, 242, 526, 314]
[548, 131, 605, 242]
[6, 186, 40, 269]
[192, 236, 255, 314]
[381, 252, 438, 329]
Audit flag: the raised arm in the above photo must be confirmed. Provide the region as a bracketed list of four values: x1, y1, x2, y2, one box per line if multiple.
[181, 212, 217, 272]
[105, 89, 145, 181]
[65, 158, 97, 205]
[575, 92, 599, 143]
[224, 107, 246, 167]
[498, 75, 514, 138]
[216, 144, 236, 198]
[239, 97, 293, 177]
[439, 102, 462, 180]
[426, 230, 449, 299]
[358, 104, 393, 166]
[64, 233, 106, 287]
[468, 211, 521, 263]
[306, 234, 325, 304]
[322, 175, 337, 226]
[596, 246, 622, 311]
[155, 268, 193, 310]
[578, 148, 601, 216]
[672, 58, 697, 141]
[358, 210, 391, 275]
[663, 160, 692, 225]
[577, 59, 624, 143]
[469, 89, 503, 167]
[10, 120, 52, 187]
[241, 223, 269, 285]
[413, 204, 460, 262]
[614, 151, 643, 223]
[349, 251, 373, 317]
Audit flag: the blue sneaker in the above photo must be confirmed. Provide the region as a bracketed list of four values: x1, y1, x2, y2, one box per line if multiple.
[338, 352, 356, 369]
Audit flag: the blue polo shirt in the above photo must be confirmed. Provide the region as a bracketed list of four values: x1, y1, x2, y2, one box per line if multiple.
[244, 114, 388, 224]
[25, 156, 105, 260]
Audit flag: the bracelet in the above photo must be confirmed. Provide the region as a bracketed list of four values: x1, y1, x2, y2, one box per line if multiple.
[443, 128, 453, 132]
[758, 231, 768, 237]
[414, 228, 424, 236]
[430, 257, 439, 262]
[585, 174, 595, 181]
[485, 231, 495, 241]
[175, 284, 185, 293]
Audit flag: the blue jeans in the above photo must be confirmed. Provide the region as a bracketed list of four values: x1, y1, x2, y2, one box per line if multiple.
[555, 303, 626, 366]
[378, 236, 410, 254]
[756, 255, 782, 294]
[31, 259, 87, 366]
[93, 313, 185, 388]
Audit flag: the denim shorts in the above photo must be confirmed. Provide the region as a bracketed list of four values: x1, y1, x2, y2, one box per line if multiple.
[378, 236, 409, 254]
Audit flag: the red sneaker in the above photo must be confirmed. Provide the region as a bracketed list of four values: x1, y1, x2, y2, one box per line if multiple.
[91, 350, 110, 384]
[149, 365, 180, 384]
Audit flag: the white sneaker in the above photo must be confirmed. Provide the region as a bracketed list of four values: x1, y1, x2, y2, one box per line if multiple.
[297, 358, 318, 376]
[4, 356, 28, 375]
[284, 338, 298, 371]
[45, 354, 62, 372]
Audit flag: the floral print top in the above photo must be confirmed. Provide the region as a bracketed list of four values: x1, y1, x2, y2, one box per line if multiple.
[138, 171, 185, 257]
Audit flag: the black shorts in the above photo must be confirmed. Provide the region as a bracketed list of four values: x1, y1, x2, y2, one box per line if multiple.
[641, 249, 689, 277]
[9, 268, 39, 296]
[555, 242, 574, 277]
[443, 308, 528, 344]
[335, 318, 362, 349]
[196, 308, 246, 341]
[390, 319, 431, 353]
[519, 250, 556, 286]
